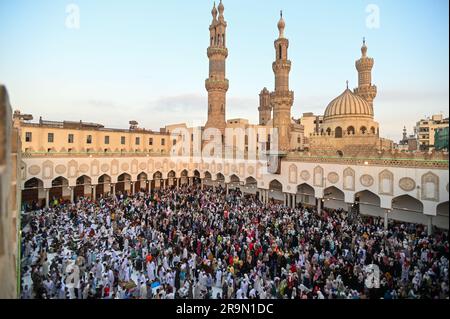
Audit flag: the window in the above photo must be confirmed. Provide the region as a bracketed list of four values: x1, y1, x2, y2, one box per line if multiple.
[86, 135, 92, 144]
[121, 136, 126, 145]
[135, 137, 140, 145]
[149, 138, 153, 146]
[104, 136, 110, 144]
[173, 139, 177, 146]
[68, 134, 74, 144]
[25, 132, 32, 142]
[297, 137, 301, 143]
[161, 138, 165, 146]
[48, 133, 54, 143]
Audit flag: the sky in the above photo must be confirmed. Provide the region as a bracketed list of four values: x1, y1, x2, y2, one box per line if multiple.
[0, 0, 448, 141]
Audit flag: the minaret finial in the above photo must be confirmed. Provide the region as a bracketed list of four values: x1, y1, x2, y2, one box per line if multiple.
[346, 80, 349, 89]
[281, 10, 283, 18]
[363, 37, 366, 45]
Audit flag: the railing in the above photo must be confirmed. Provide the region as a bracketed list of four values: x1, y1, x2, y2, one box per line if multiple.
[22, 151, 169, 158]
[285, 153, 449, 169]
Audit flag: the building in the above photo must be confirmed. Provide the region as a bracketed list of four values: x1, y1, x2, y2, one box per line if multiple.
[0, 85, 21, 299]
[435, 126, 449, 151]
[0, 2, 449, 297]
[308, 39, 393, 155]
[415, 114, 449, 151]
[397, 126, 418, 151]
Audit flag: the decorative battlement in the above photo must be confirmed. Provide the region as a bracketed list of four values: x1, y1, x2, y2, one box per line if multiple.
[205, 78, 229, 91]
[272, 60, 292, 72]
[270, 90, 294, 103]
[356, 57, 374, 70]
[207, 47, 229, 58]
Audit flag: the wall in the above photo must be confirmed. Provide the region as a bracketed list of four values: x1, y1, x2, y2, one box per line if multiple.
[0, 85, 20, 299]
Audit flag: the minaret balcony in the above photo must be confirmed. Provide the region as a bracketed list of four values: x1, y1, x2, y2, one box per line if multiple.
[272, 60, 292, 71]
[207, 47, 228, 58]
[356, 58, 374, 70]
[205, 78, 229, 91]
[270, 91, 294, 105]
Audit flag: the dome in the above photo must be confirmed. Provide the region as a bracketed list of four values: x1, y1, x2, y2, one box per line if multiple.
[324, 88, 373, 120]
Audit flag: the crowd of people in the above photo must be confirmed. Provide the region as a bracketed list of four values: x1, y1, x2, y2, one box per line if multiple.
[20, 183, 449, 299]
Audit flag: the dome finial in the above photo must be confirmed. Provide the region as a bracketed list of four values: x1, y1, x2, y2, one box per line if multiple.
[212, 2, 218, 21]
[361, 37, 368, 57]
[277, 10, 286, 38]
[346, 80, 349, 89]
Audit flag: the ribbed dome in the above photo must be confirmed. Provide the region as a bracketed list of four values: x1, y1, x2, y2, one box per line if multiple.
[324, 88, 373, 119]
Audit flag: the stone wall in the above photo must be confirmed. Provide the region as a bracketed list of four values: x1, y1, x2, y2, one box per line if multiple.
[0, 85, 20, 299]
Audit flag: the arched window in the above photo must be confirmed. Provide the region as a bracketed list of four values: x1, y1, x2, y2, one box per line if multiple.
[360, 126, 367, 135]
[335, 127, 343, 138]
[279, 45, 282, 60]
[326, 128, 332, 136]
[370, 127, 376, 134]
[347, 126, 355, 135]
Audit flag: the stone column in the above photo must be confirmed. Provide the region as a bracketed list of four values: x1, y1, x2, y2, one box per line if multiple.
[70, 187, 74, 203]
[317, 197, 322, 215]
[112, 184, 116, 196]
[384, 210, 389, 230]
[201, 179, 204, 190]
[45, 189, 50, 208]
[131, 182, 135, 195]
[189, 177, 193, 186]
[427, 216, 433, 236]
[92, 185, 96, 201]
[226, 183, 229, 195]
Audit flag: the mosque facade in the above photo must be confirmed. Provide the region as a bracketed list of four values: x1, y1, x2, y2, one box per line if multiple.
[0, 1, 448, 298]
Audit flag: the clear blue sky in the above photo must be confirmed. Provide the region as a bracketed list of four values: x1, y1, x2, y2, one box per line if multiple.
[0, 0, 448, 141]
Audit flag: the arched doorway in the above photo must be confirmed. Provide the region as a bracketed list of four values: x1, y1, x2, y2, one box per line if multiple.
[216, 173, 225, 188]
[268, 179, 283, 203]
[244, 176, 257, 195]
[297, 183, 315, 206]
[137, 172, 148, 192]
[49, 176, 69, 204]
[117, 173, 131, 195]
[193, 170, 201, 185]
[180, 170, 188, 186]
[229, 174, 241, 190]
[97, 174, 112, 199]
[75, 175, 92, 200]
[22, 178, 44, 208]
[390, 195, 427, 226]
[354, 190, 381, 217]
[323, 186, 346, 210]
[152, 171, 163, 190]
[168, 170, 177, 187]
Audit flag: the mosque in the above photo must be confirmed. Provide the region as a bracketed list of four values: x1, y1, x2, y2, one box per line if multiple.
[0, 1, 448, 298]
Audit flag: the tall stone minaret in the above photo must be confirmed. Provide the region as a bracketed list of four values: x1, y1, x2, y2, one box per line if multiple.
[258, 87, 271, 125]
[205, 1, 229, 135]
[270, 11, 294, 152]
[354, 38, 377, 109]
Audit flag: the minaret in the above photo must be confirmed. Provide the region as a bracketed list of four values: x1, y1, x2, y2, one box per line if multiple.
[354, 38, 377, 109]
[258, 87, 271, 125]
[270, 11, 294, 152]
[205, 1, 229, 135]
